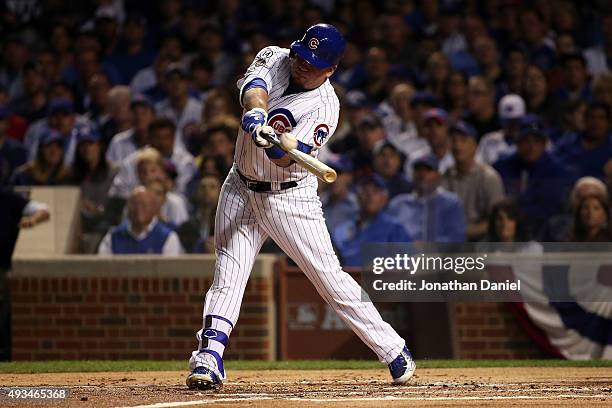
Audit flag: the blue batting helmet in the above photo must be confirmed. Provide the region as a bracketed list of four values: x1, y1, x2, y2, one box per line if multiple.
[290, 24, 346, 69]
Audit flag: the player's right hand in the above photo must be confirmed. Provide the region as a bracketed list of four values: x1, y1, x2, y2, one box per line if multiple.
[252, 125, 274, 148]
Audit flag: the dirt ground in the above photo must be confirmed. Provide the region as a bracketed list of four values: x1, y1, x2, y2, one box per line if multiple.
[1, 367, 611, 407]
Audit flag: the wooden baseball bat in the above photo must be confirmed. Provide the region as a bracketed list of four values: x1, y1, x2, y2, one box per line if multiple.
[260, 129, 337, 183]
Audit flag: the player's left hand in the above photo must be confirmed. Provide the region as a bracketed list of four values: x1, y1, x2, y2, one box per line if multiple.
[241, 108, 268, 136]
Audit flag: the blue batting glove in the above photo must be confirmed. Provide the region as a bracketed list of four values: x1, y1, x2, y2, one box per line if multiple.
[241, 108, 268, 137]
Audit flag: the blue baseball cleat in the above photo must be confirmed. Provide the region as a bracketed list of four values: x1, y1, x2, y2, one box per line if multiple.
[186, 366, 223, 390]
[388, 346, 416, 385]
[187, 350, 226, 390]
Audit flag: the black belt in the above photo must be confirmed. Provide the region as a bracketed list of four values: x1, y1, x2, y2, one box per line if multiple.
[236, 170, 298, 192]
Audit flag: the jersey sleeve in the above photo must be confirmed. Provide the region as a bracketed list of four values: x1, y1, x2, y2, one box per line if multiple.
[237, 46, 286, 106]
[291, 103, 339, 152]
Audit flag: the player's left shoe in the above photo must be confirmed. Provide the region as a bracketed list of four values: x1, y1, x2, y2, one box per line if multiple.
[388, 346, 416, 385]
[186, 352, 225, 390]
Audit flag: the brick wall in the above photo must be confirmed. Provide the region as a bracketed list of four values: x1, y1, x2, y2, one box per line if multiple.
[452, 303, 547, 359]
[9, 256, 276, 361]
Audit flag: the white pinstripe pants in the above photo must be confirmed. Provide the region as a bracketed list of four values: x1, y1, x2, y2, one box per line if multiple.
[195, 170, 405, 364]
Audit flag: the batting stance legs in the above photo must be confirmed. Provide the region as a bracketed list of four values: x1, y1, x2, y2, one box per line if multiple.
[189, 171, 407, 378]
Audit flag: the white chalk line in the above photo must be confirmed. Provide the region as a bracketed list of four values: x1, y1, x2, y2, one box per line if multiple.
[119, 393, 611, 408]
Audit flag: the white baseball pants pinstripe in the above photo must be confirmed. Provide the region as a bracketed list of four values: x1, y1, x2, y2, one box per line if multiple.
[191, 170, 406, 365]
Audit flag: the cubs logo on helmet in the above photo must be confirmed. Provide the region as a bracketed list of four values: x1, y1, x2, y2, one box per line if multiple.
[313, 124, 329, 147]
[308, 38, 319, 49]
[267, 108, 297, 136]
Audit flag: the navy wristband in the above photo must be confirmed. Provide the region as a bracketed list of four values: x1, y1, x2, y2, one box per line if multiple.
[265, 145, 286, 159]
[296, 140, 312, 154]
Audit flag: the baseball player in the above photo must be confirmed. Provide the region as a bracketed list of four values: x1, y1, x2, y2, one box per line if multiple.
[187, 24, 415, 390]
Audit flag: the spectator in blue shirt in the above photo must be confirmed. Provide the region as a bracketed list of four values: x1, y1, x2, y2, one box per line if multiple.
[554, 102, 612, 181]
[332, 176, 412, 267]
[98, 186, 183, 255]
[388, 155, 466, 243]
[494, 119, 571, 237]
[0, 106, 27, 184]
[322, 160, 358, 234]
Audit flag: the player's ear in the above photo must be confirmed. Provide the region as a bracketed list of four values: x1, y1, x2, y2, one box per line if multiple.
[324, 65, 338, 78]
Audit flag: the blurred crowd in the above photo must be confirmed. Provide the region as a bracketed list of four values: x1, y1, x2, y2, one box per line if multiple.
[1, 0, 612, 263]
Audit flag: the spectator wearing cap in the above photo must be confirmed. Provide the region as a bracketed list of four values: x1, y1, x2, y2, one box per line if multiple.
[319, 90, 372, 162]
[388, 155, 466, 243]
[11, 129, 70, 186]
[98, 186, 184, 256]
[155, 64, 203, 148]
[70, 126, 118, 233]
[93, 4, 122, 56]
[373, 141, 411, 198]
[0, 106, 27, 184]
[8, 61, 48, 124]
[554, 102, 612, 181]
[109, 118, 196, 200]
[554, 54, 593, 103]
[494, 120, 570, 236]
[106, 94, 156, 165]
[463, 76, 499, 138]
[348, 115, 386, 176]
[321, 158, 359, 234]
[443, 121, 505, 241]
[23, 98, 93, 167]
[406, 108, 454, 179]
[107, 14, 155, 84]
[410, 91, 439, 135]
[331, 176, 412, 267]
[477, 94, 526, 165]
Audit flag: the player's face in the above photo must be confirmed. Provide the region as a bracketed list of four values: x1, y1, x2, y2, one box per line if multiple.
[290, 55, 335, 89]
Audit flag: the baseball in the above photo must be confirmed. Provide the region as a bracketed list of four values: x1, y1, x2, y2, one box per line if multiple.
[279, 132, 298, 151]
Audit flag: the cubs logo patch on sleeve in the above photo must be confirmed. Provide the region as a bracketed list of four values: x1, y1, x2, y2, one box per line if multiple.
[313, 124, 329, 147]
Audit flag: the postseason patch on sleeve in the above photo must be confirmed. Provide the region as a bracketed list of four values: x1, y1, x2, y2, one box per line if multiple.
[313, 124, 330, 147]
[254, 49, 274, 66]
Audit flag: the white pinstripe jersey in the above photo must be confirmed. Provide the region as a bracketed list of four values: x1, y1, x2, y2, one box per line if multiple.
[235, 46, 340, 183]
